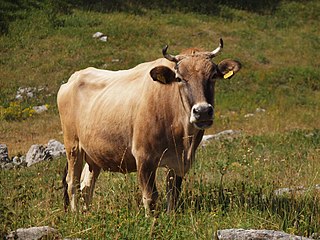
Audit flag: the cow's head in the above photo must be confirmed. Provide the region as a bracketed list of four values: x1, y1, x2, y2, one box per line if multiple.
[150, 39, 241, 130]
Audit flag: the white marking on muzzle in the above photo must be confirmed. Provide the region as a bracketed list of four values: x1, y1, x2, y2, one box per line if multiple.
[190, 102, 214, 124]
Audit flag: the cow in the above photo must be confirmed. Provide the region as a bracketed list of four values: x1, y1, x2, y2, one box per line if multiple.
[58, 39, 241, 216]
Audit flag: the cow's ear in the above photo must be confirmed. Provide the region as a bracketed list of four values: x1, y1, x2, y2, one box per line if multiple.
[217, 59, 241, 79]
[150, 66, 176, 84]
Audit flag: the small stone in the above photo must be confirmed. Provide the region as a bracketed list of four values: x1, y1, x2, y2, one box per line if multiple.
[15, 94, 23, 100]
[244, 113, 254, 118]
[15, 87, 37, 100]
[92, 32, 104, 38]
[12, 156, 21, 165]
[0, 144, 10, 163]
[33, 105, 48, 114]
[256, 107, 266, 113]
[99, 36, 108, 42]
[4, 163, 14, 170]
[12, 156, 26, 167]
[92, 32, 108, 42]
[26, 92, 34, 98]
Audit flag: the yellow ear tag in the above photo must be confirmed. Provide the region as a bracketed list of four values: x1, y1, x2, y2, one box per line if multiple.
[224, 70, 234, 79]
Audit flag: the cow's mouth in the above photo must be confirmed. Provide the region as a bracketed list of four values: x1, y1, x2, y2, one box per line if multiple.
[193, 120, 213, 130]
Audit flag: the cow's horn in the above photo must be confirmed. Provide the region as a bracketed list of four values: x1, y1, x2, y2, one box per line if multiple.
[209, 38, 223, 58]
[162, 45, 179, 63]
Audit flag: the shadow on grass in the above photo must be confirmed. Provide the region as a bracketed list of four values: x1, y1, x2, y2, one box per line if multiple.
[75, 0, 280, 15]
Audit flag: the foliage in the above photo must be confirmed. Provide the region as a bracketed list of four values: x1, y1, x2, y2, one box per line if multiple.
[0, 102, 35, 121]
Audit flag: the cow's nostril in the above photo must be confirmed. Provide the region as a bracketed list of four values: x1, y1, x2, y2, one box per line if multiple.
[193, 108, 199, 114]
[208, 107, 213, 117]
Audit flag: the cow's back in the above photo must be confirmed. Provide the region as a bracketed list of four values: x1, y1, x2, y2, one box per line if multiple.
[57, 63, 152, 120]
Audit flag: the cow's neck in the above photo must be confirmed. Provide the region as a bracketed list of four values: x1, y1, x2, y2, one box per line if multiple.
[174, 83, 204, 168]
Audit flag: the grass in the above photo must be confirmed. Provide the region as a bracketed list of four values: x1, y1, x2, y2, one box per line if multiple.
[1, 130, 320, 238]
[1, 0, 320, 238]
[1, 1, 319, 155]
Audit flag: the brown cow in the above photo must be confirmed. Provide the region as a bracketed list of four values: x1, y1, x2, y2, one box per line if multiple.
[58, 39, 241, 216]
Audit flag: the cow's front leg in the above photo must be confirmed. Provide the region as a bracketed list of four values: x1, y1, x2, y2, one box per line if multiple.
[166, 169, 183, 213]
[137, 161, 158, 217]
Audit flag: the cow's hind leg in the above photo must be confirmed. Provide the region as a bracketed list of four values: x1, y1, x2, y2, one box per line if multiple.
[166, 169, 183, 213]
[65, 143, 83, 211]
[80, 161, 101, 211]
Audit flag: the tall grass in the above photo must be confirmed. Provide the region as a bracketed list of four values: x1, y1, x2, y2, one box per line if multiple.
[1, 130, 320, 238]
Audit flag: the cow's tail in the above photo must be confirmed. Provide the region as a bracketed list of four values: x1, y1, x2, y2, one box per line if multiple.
[62, 162, 69, 211]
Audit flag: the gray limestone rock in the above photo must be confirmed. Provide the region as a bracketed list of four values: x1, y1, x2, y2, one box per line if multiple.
[25, 144, 51, 167]
[47, 139, 66, 158]
[216, 229, 311, 240]
[201, 130, 241, 146]
[6, 226, 60, 240]
[0, 144, 10, 163]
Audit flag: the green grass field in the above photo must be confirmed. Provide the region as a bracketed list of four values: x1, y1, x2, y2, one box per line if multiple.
[1, 0, 320, 238]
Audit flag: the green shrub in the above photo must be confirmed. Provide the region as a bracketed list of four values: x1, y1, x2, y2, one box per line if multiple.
[0, 102, 35, 121]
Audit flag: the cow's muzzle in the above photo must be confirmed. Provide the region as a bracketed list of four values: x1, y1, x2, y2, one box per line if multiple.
[190, 103, 214, 129]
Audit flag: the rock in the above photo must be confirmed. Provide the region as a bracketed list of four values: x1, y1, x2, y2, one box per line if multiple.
[15, 86, 48, 101]
[99, 36, 108, 42]
[274, 185, 320, 196]
[1, 139, 65, 169]
[15, 87, 36, 100]
[26, 91, 34, 98]
[274, 187, 291, 196]
[12, 156, 27, 167]
[15, 94, 23, 101]
[32, 105, 48, 114]
[47, 139, 66, 158]
[0, 144, 10, 163]
[256, 107, 266, 113]
[6, 226, 60, 240]
[244, 108, 266, 118]
[244, 113, 254, 118]
[201, 130, 241, 146]
[25, 140, 65, 167]
[92, 31, 104, 38]
[26, 144, 51, 167]
[216, 229, 311, 240]
[2, 162, 14, 170]
[92, 31, 108, 42]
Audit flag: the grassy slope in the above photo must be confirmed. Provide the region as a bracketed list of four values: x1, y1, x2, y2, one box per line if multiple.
[1, 0, 320, 238]
[1, 1, 319, 154]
